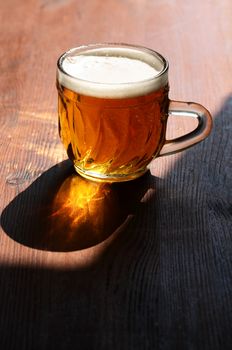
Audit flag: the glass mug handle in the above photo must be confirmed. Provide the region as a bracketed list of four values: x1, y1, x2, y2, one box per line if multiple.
[159, 100, 213, 156]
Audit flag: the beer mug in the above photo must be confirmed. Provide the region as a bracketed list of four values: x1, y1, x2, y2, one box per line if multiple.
[56, 43, 212, 182]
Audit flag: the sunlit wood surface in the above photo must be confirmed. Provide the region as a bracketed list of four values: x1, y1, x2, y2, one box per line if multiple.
[0, 0, 232, 349]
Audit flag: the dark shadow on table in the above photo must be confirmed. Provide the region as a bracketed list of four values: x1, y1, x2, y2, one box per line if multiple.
[0, 96, 232, 349]
[1, 160, 157, 251]
[155, 95, 232, 350]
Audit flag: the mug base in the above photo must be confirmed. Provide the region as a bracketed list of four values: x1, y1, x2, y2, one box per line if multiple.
[74, 165, 148, 183]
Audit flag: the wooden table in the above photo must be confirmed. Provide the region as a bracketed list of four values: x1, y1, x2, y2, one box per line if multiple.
[1, 0, 232, 349]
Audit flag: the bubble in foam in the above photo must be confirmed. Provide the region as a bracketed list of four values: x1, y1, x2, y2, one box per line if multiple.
[62, 55, 160, 84]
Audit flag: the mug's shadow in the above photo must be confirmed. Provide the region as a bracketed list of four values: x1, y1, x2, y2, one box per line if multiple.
[1, 160, 156, 252]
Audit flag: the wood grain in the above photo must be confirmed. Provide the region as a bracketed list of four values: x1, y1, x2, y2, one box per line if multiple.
[0, 0, 232, 349]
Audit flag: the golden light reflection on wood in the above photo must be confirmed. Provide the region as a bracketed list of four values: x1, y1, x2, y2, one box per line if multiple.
[46, 172, 154, 251]
[48, 175, 120, 250]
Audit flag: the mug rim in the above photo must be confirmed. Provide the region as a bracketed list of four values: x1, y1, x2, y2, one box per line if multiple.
[56, 43, 169, 98]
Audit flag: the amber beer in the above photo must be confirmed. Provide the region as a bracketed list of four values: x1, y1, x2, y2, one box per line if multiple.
[56, 44, 212, 182]
[57, 44, 169, 181]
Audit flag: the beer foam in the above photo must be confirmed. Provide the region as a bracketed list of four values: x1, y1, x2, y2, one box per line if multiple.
[62, 56, 159, 84]
[57, 46, 168, 98]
